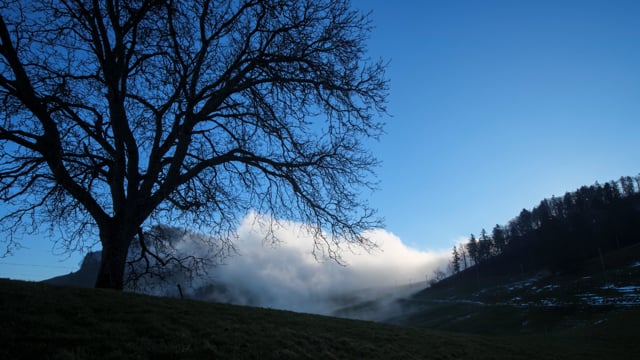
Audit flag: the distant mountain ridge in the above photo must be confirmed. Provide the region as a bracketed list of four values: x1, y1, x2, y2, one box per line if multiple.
[44, 251, 101, 288]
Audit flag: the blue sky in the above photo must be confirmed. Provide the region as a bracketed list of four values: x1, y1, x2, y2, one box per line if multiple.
[2, 0, 640, 281]
[357, 0, 640, 250]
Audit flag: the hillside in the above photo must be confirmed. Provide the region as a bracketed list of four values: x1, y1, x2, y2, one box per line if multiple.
[447, 176, 640, 282]
[381, 247, 640, 358]
[1, 278, 632, 359]
[361, 175, 640, 355]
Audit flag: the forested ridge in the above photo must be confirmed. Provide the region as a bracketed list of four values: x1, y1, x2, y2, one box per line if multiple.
[443, 175, 640, 283]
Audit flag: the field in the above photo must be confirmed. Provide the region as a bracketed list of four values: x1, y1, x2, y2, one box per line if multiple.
[2, 279, 639, 359]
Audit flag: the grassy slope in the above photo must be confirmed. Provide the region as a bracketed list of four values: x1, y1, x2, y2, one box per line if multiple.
[386, 257, 640, 359]
[0, 279, 611, 360]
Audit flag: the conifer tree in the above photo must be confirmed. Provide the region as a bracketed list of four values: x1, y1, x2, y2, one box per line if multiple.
[451, 245, 461, 274]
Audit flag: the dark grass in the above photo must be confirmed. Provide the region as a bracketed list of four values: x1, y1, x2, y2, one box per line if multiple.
[390, 299, 640, 358]
[0, 278, 622, 359]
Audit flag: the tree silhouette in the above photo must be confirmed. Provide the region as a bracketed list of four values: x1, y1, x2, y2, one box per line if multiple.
[458, 243, 468, 270]
[491, 225, 506, 255]
[477, 228, 492, 262]
[441, 175, 640, 285]
[0, 0, 388, 289]
[451, 245, 461, 274]
[466, 234, 478, 266]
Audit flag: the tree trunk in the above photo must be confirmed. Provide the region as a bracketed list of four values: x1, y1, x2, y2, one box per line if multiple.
[94, 227, 132, 290]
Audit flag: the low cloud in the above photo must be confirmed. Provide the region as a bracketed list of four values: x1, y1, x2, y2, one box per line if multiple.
[175, 212, 450, 318]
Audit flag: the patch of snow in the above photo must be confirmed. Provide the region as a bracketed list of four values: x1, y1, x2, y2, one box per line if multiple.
[505, 279, 536, 291]
[578, 293, 608, 306]
[531, 286, 559, 295]
[615, 286, 640, 293]
[539, 299, 558, 307]
[578, 287, 640, 306]
[590, 296, 608, 305]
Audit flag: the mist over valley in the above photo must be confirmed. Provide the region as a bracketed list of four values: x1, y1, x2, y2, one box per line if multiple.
[47, 212, 450, 320]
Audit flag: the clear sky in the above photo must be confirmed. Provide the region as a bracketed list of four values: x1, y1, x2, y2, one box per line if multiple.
[2, 0, 640, 281]
[356, 0, 640, 250]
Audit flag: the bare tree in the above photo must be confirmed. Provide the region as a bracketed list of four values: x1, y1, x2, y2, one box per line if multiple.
[0, 0, 388, 289]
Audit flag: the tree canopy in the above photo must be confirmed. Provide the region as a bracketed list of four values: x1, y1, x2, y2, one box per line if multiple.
[446, 175, 640, 280]
[0, 0, 388, 289]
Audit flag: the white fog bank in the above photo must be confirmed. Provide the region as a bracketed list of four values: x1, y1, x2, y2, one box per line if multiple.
[178, 212, 451, 317]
